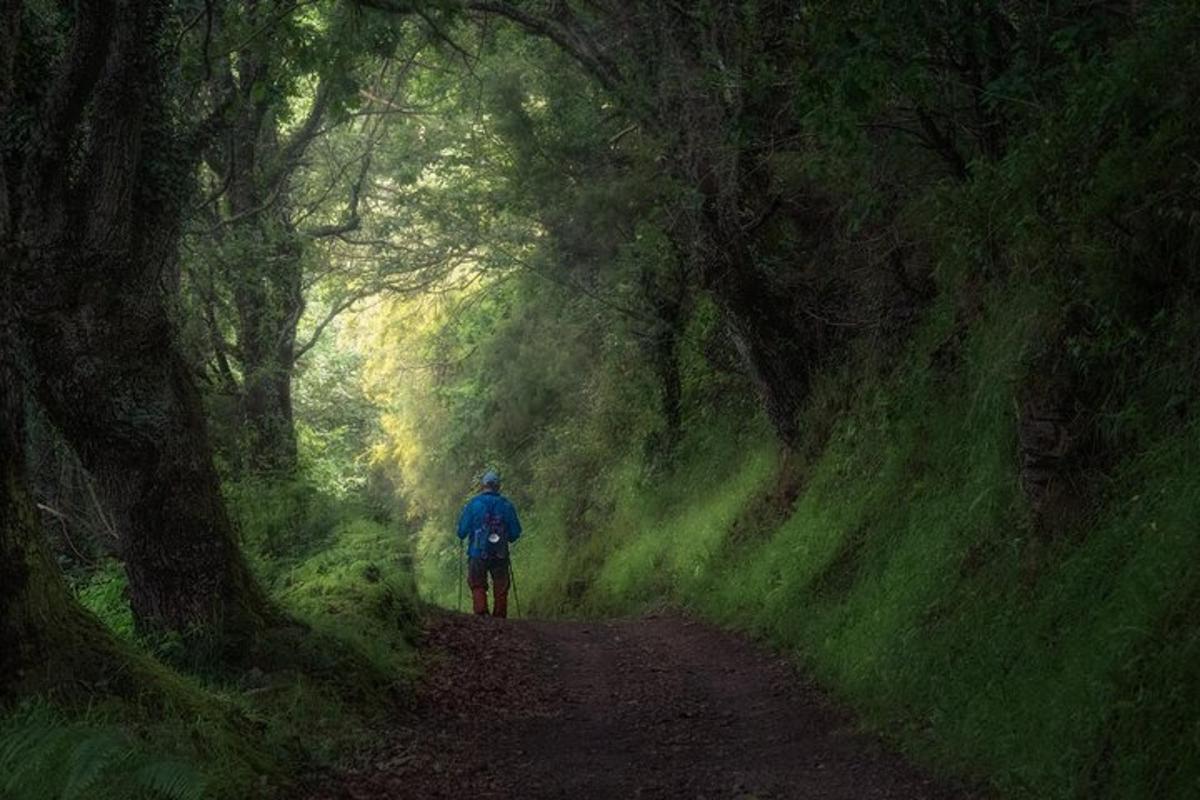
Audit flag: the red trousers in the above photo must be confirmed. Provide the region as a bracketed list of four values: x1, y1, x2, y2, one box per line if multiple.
[467, 557, 510, 617]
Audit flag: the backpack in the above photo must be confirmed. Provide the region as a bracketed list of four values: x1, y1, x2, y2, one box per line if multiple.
[476, 505, 509, 560]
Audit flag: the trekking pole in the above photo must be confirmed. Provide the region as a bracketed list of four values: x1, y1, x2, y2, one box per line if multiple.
[508, 555, 520, 618]
[457, 538, 464, 613]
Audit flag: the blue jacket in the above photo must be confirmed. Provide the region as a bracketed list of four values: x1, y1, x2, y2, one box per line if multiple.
[456, 490, 522, 558]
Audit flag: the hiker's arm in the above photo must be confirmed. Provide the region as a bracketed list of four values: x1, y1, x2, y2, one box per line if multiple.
[456, 502, 472, 540]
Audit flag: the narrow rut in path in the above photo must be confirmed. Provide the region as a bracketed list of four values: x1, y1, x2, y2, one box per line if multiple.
[311, 613, 984, 800]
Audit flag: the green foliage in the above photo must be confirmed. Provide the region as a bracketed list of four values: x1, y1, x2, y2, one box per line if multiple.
[56, 441, 420, 797]
[292, 330, 383, 500]
[0, 703, 206, 800]
[19, 1, 1198, 798]
[225, 477, 345, 559]
[221, 472, 419, 674]
[52, 475, 420, 798]
[268, 514, 419, 675]
[74, 563, 136, 643]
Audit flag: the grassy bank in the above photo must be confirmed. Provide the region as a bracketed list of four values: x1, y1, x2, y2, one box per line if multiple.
[489, 287, 1200, 799]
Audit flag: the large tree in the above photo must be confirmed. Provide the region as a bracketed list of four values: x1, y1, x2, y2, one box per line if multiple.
[190, 3, 368, 474]
[0, 0, 275, 645]
[185, 6, 455, 475]
[432, 0, 1109, 444]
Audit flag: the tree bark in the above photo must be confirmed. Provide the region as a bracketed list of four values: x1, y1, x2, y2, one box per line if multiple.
[693, 165, 817, 446]
[0, 345, 132, 702]
[21, 258, 276, 643]
[197, 49, 328, 476]
[639, 256, 688, 452]
[701, 241, 811, 446]
[226, 188, 304, 475]
[3, 0, 277, 647]
[240, 341, 301, 474]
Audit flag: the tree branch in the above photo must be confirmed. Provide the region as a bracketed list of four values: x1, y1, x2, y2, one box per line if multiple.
[465, 0, 619, 90]
[353, 0, 627, 93]
[292, 290, 373, 361]
[413, 6, 475, 66]
[914, 106, 968, 181]
[304, 152, 372, 238]
[270, 77, 333, 186]
[23, 0, 115, 203]
[46, 0, 116, 153]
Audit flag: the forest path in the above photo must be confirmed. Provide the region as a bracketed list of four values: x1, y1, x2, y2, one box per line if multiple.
[308, 612, 983, 800]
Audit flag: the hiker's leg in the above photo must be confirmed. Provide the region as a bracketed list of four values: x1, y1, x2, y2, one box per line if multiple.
[490, 560, 510, 619]
[467, 558, 489, 615]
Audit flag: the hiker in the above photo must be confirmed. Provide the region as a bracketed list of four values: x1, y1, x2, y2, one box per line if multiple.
[456, 470, 522, 617]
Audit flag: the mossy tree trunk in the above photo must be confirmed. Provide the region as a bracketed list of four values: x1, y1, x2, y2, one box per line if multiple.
[695, 191, 819, 447]
[234, 245, 303, 476]
[224, 161, 304, 476]
[1, 0, 276, 649]
[0, 349, 133, 702]
[206, 50, 307, 477]
[197, 43, 348, 477]
[23, 302, 276, 643]
[638, 249, 691, 453]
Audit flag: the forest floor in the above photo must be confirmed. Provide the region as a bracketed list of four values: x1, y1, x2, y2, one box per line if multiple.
[304, 611, 985, 800]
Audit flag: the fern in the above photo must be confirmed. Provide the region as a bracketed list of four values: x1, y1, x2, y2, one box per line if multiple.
[132, 762, 208, 800]
[60, 732, 130, 799]
[0, 703, 208, 800]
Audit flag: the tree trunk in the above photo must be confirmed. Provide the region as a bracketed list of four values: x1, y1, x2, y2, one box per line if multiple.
[3, 0, 277, 649]
[22, 274, 276, 645]
[640, 260, 687, 453]
[240, 348, 300, 474]
[710, 284, 809, 446]
[232, 230, 303, 475]
[457, 0, 823, 446]
[0, 351, 131, 702]
[655, 328, 684, 450]
[217, 103, 305, 476]
[699, 197, 812, 446]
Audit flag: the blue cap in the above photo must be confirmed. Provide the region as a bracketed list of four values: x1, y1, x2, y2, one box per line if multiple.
[481, 470, 501, 488]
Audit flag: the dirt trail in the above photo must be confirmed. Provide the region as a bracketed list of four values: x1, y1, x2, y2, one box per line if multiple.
[310, 612, 983, 800]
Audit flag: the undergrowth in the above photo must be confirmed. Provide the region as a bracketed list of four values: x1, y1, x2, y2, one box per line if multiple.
[2, 478, 420, 800]
[0, 703, 206, 800]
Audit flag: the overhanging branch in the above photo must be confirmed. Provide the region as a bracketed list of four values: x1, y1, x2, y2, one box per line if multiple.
[464, 0, 620, 91]
[304, 151, 372, 239]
